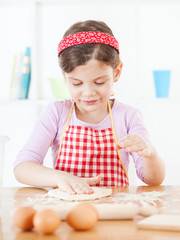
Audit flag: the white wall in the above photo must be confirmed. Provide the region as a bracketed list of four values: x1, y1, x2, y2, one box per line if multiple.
[0, 0, 180, 186]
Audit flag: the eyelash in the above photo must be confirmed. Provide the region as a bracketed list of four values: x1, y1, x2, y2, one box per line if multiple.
[73, 83, 82, 86]
[73, 82, 104, 86]
[95, 82, 104, 85]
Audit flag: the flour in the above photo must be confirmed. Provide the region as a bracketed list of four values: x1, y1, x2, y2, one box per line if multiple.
[15, 189, 167, 208]
[113, 191, 167, 206]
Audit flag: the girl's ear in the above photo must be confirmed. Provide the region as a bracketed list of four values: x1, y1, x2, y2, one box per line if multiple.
[113, 61, 123, 82]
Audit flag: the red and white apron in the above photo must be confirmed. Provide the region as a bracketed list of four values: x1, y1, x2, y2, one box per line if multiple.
[55, 101, 129, 186]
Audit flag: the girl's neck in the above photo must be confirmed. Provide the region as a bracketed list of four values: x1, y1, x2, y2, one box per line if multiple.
[75, 100, 114, 124]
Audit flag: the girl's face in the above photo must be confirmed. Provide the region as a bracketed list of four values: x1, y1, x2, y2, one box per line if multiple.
[63, 59, 122, 113]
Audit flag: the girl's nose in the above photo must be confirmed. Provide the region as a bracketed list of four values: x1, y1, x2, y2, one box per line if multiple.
[83, 85, 95, 97]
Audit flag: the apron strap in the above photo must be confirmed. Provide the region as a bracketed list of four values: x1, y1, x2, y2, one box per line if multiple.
[55, 100, 74, 167]
[107, 101, 129, 181]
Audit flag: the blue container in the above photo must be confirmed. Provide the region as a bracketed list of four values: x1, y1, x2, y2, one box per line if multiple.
[153, 70, 171, 98]
[18, 47, 31, 99]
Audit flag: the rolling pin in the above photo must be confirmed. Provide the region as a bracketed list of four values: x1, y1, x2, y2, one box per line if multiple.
[35, 203, 158, 220]
[94, 204, 158, 220]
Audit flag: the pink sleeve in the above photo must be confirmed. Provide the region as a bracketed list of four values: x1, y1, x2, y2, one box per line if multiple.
[113, 101, 151, 182]
[128, 108, 151, 182]
[14, 102, 62, 169]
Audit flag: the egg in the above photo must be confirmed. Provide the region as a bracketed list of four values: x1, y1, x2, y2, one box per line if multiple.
[66, 203, 98, 231]
[33, 209, 61, 234]
[13, 206, 37, 231]
[85, 204, 99, 220]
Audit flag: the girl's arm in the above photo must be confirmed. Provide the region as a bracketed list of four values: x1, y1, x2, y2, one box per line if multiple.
[116, 106, 165, 186]
[142, 146, 165, 185]
[14, 161, 101, 194]
[14, 101, 101, 194]
[14, 161, 61, 188]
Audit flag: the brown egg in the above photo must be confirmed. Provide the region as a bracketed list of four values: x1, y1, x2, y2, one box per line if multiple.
[85, 204, 99, 220]
[33, 209, 61, 234]
[13, 206, 37, 231]
[66, 203, 98, 231]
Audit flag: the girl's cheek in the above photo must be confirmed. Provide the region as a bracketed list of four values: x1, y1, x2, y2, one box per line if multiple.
[102, 88, 112, 98]
[69, 90, 80, 100]
[67, 85, 78, 97]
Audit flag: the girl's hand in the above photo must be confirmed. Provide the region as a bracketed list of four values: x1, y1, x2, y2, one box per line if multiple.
[55, 171, 102, 195]
[117, 134, 165, 185]
[117, 134, 155, 158]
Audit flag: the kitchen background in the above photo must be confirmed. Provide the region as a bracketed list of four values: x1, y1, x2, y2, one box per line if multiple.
[0, 0, 180, 187]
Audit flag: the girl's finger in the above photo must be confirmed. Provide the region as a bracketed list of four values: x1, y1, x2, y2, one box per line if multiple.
[85, 175, 102, 185]
[118, 135, 142, 148]
[71, 184, 88, 194]
[58, 183, 76, 195]
[124, 143, 146, 153]
[138, 146, 153, 158]
[76, 184, 94, 194]
[137, 149, 148, 157]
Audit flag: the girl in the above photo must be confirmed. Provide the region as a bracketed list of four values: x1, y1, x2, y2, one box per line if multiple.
[14, 20, 165, 194]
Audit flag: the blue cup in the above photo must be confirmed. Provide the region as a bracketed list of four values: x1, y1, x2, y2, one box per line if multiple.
[153, 70, 171, 98]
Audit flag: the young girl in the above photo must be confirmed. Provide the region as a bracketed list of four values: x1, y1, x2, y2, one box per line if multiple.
[14, 20, 165, 195]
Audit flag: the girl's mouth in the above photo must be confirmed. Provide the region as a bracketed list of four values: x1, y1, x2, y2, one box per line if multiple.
[82, 100, 98, 105]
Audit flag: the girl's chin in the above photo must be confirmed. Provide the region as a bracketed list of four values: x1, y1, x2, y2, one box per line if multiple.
[76, 101, 99, 110]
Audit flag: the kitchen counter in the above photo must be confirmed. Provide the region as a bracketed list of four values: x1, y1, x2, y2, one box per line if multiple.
[1, 185, 180, 239]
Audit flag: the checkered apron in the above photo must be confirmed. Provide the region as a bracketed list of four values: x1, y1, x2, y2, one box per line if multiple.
[55, 101, 129, 186]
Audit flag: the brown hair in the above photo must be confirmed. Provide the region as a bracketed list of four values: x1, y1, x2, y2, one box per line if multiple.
[58, 20, 120, 73]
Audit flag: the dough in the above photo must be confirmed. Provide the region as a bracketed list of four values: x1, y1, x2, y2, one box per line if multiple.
[47, 187, 112, 201]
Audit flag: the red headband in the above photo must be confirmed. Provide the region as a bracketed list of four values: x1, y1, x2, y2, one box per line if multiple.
[58, 31, 119, 56]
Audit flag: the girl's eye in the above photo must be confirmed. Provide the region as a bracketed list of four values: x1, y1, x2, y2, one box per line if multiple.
[73, 82, 82, 86]
[95, 82, 104, 85]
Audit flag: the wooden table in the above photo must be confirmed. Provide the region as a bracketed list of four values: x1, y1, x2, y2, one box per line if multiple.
[1, 185, 180, 240]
